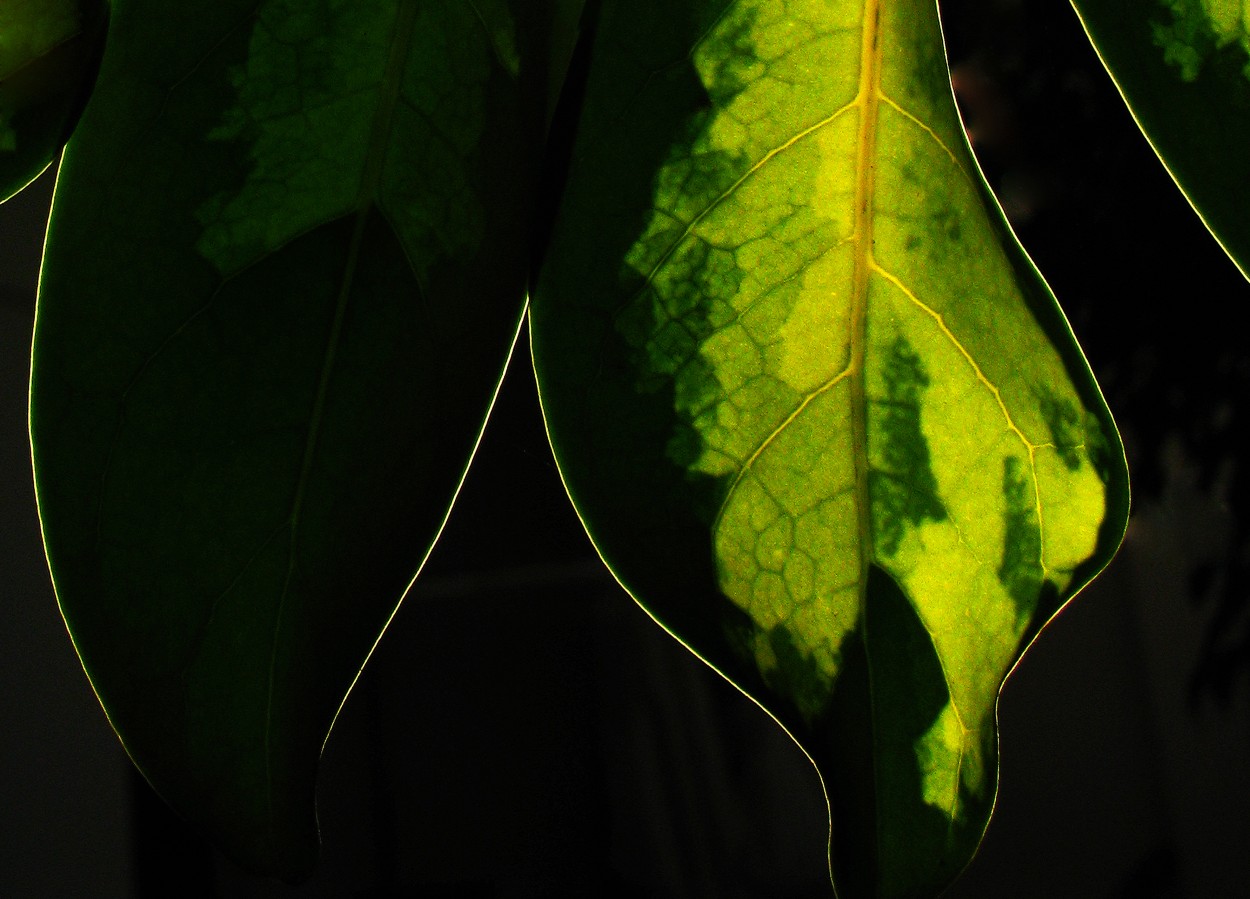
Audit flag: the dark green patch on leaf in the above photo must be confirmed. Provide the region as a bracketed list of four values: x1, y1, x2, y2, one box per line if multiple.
[869, 336, 947, 557]
[762, 622, 836, 723]
[1037, 384, 1083, 471]
[999, 455, 1044, 619]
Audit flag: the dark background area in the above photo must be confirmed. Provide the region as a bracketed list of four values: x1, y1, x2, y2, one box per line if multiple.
[3, 1, 1248, 896]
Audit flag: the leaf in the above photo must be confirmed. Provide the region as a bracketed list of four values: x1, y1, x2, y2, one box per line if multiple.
[1070, 0, 1250, 280]
[530, 1, 1129, 895]
[30, 0, 558, 878]
[0, 0, 107, 202]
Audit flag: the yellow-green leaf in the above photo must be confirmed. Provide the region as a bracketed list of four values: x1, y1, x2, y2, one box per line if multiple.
[530, 1, 1128, 895]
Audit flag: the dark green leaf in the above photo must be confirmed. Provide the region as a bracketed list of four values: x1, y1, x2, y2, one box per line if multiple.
[1071, 0, 1250, 279]
[0, 0, 107, 202]
[530, 1, 1129, 895]
[30, 0, 555, 877]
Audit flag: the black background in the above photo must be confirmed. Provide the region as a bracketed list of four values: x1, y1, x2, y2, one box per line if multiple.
[3, 2, 1248, 896]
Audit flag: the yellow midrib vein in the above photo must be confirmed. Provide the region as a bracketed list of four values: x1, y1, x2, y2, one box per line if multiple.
[850, 0, 884, 860]
[849, 15, 981, 828]
[851, 1, 881, 592]
[261, 0, 421, 832]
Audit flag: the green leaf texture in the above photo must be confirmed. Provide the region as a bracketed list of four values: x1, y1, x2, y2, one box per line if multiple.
[30, 0, 549, 877]
[531, 1, 1128, 895]
[1071, 0, 1250, 279]
[0, 0, 106, 201]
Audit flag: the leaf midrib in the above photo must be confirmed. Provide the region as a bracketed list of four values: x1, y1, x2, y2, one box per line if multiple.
[261, 0, 421, 828]
[850, 0, 883, 866]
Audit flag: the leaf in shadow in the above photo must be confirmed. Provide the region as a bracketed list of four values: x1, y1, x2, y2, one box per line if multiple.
[30, 0, 556, 877]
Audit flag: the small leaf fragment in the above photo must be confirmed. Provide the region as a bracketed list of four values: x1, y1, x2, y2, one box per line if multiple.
[1071, 0, 1250, 279]
[0, 0, 107, 201]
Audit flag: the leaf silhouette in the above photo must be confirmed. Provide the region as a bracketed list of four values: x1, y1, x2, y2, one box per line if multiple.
[30, 0, 555, 877]
[0, 0, 107, 202]
[531, 0, 1128, 895]
[1071, 0, 1250, 279]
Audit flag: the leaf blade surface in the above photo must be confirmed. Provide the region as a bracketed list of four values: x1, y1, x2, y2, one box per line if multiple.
[531, 1, 1128, 894]
[31, 0, 550, 876]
